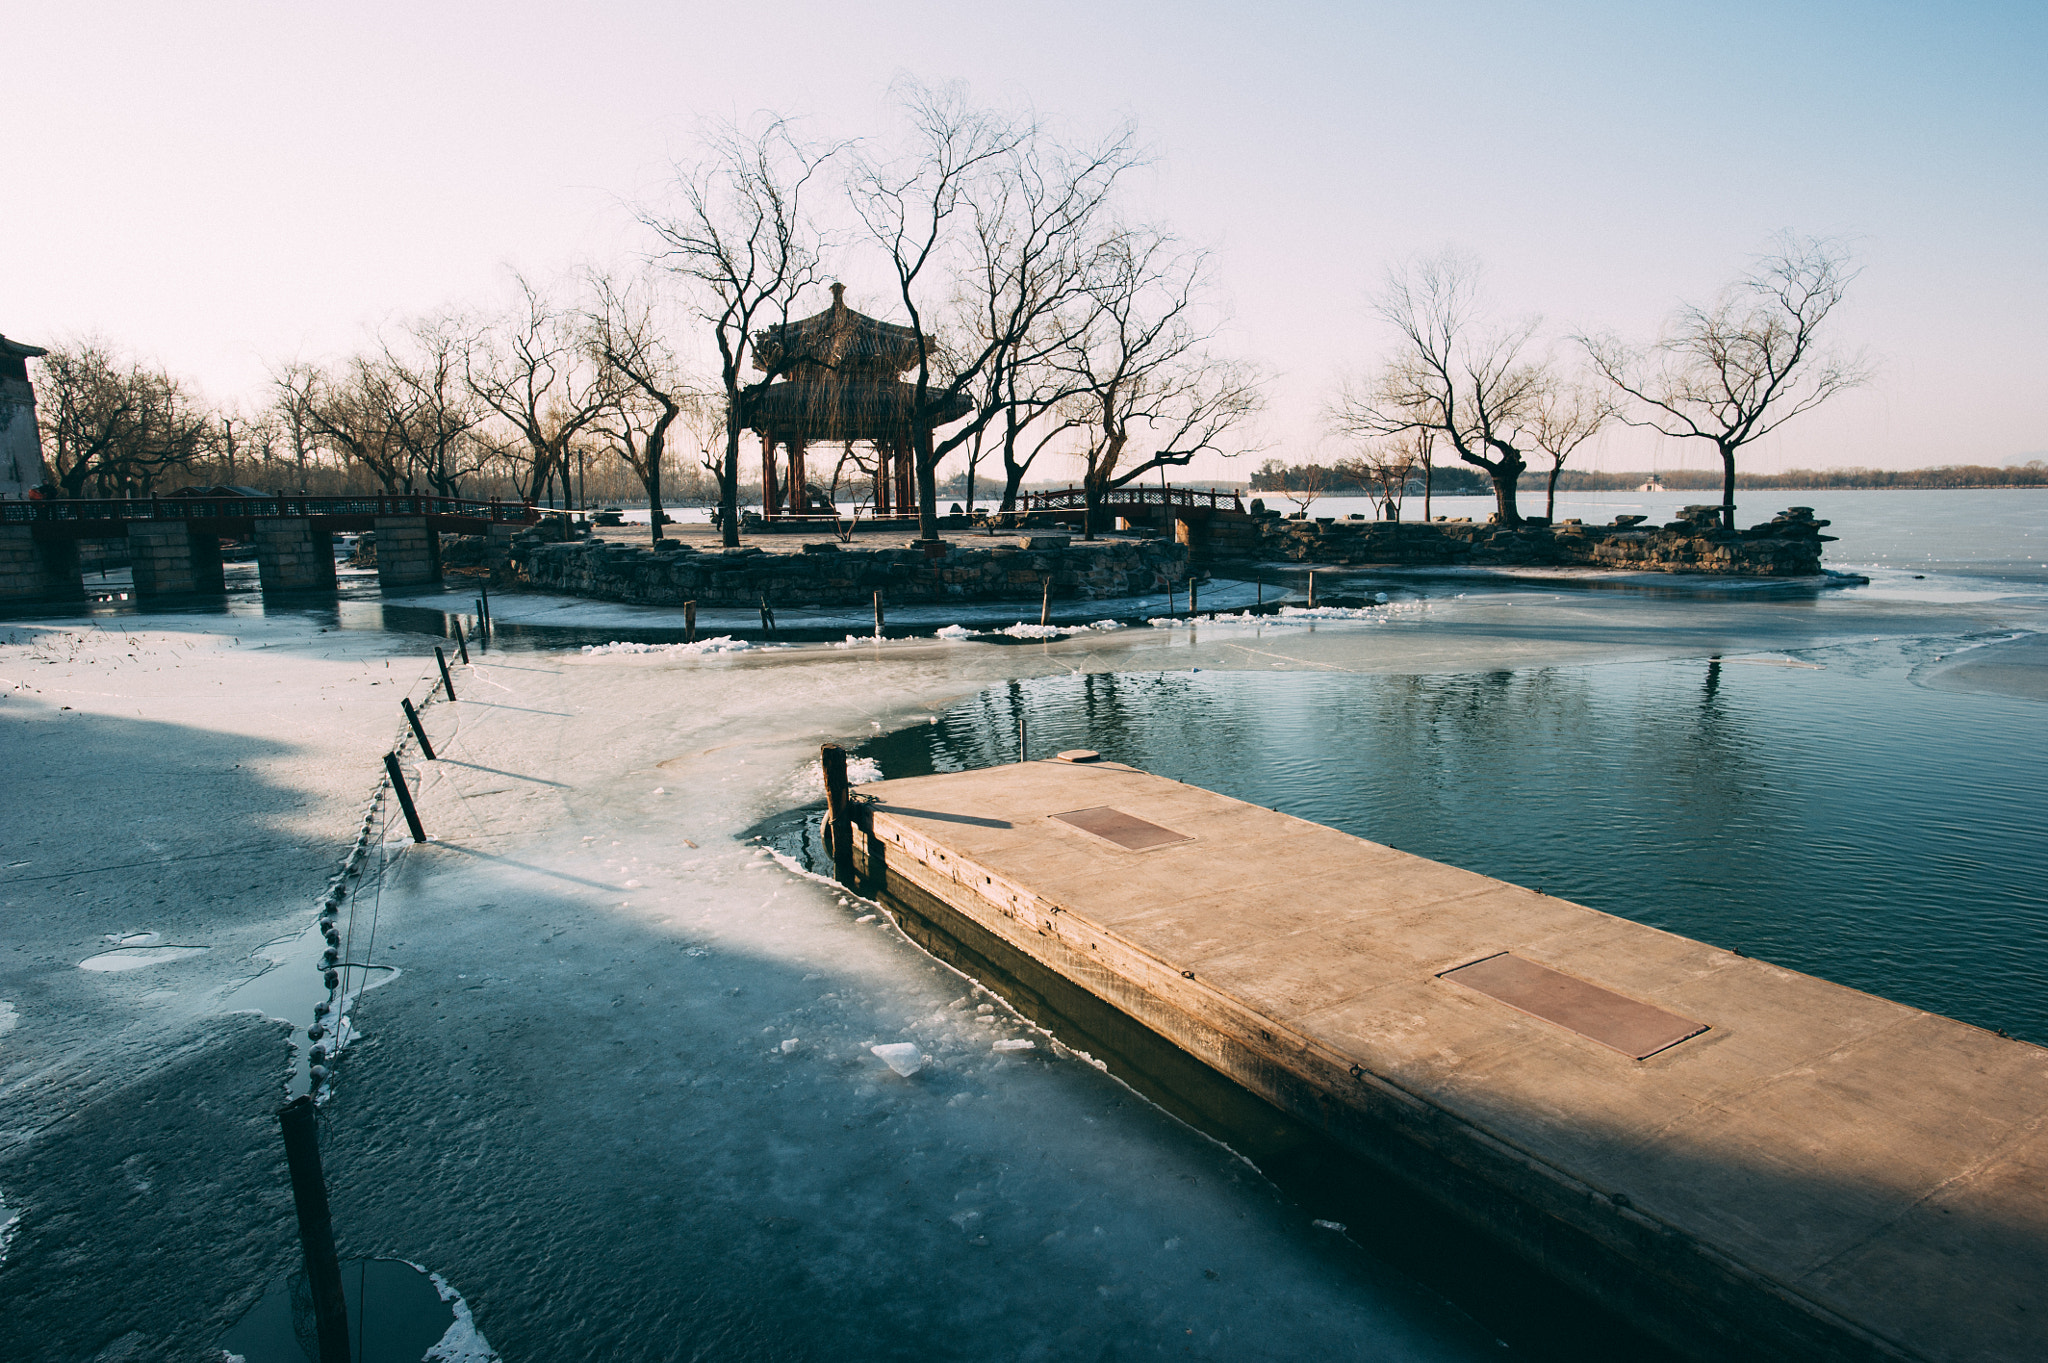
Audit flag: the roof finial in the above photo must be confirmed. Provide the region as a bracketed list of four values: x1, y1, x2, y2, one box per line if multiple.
[830, 281, 846, 310]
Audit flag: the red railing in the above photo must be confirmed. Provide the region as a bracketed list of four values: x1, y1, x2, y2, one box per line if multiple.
[1021, 485, 1245, 514]
[2, 493, 539, 527]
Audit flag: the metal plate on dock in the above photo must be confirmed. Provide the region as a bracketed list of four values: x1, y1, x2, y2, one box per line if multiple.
[1051, 806, 1192, 851]
[1440, 953, 1708, 1059]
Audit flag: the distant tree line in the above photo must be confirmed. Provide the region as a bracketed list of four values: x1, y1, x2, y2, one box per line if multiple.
[1554, 463, 2048, 491]
[1249, 460, 1489, 496]
[23, 84, 1265, 547]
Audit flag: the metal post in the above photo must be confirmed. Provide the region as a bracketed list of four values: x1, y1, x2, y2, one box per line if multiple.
[475, 599, 487, 648]
[401, 698, 436, 761]
[277, 1096, 352, 1363]
[478, 580, 491, 628]
[434, 647, 455, 702]
[452, 618, 469, 665]
[684, 600, 697, 644]
[821, 743, 855, 887]
[383, 752, 427, 843]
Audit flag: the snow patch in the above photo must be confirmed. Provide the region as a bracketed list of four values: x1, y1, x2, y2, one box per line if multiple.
[78, 945, 209, 972]
[424, 1269, 501, 1363]
[580, 637, 762, 658]
[993, 1038, 1036, 1052]
[795, 754, 883, 797]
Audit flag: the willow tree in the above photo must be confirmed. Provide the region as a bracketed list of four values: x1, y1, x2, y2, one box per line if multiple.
[849, 82, 1138, 542]
[1063, 231, 1263, 537]
[645, 119, 835, 547]
[584, 270, 699, 542]
[1582, 235, 1868, 529]
[1330, 253, 1546, 525]
[467, 275, 610, 508]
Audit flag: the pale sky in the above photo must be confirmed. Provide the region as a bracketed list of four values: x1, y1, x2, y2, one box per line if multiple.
[7, 1, 2043, 479]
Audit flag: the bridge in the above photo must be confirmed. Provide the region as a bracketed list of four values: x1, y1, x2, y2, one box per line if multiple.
[1020, 484, 1254, 551]
[1, 493, 537, 603]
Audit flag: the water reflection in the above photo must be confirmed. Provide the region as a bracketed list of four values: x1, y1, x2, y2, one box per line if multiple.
[863, 649, 2048, 1044]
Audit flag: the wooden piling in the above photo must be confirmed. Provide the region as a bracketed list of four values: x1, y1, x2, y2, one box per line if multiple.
[759, 596, 775, 636]
[452, 618, 470, 665]
[478, 579, 491, 628]
[1040, 578, 1051, 628]
[874, 590, 886, 637]
[821, 743, 855, 886]
[1017, 714, 1027, 763]
[401, 698, 436, 761]
[684, 600, 697, 644]
[277, 1096, 351, 1363]
[1189, 578, 1199, 615]
[1308, 569, 1317, 609]
[383, 752, 427, 843]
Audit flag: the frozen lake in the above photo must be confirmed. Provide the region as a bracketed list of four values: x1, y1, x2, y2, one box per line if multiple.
[3, 488, 2046, 1360]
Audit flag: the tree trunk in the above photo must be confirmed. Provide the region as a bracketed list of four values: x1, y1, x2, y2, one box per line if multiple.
[1489, 470, 1522, 524]
[914, 427, 940, 543]
[1719, 444, 1738, 531]
[1546, 465, 1562, 522]
[645, 464, 665, 543]
[1423, 454, 1433, 522]
[719, 415, 742, 549]
[1081, 479, 1101, 541]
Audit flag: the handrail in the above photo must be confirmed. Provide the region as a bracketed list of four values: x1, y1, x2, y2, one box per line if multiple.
[1019, 485, 1245, 513]
[0, 493, 540, 526]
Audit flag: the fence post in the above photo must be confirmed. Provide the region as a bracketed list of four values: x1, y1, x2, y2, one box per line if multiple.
[1040, 578, 1051, 628]
[434, 647, 456, 701]
[1017, 713, 1027, 763]
[277, 1096, 351, 1363]
[383, 752, 427, 843]
[759, 597, 775, 636]
[452, 619, 470, 665]
[401, 698, 436, 761]
[1308, 570, 1317, 609]
[873, 590, 885, 637]
[684, 600, 697, 644]
[821, 744, 855, 887]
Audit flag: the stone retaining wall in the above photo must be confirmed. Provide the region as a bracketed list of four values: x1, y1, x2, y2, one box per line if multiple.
[512, 533, 1190, 607]
[1245, 505, 1838, 576]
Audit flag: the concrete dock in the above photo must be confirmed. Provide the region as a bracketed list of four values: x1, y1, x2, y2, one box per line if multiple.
[849, 758, 2048, 1363]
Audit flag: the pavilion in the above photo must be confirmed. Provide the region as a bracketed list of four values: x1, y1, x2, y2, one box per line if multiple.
[745, 285, 970, 519]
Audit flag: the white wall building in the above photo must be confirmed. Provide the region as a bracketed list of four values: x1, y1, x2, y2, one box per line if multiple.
[2, 335, 50, 499]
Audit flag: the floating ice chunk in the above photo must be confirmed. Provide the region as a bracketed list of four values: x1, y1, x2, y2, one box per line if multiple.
[871, 1042, 926, 1077]
[425, 1270, 501, 1363]
[855, 914, 877, 924]
[780, 1038, 800, 1054]
[935, 624, 973, 639]
[847, 756, 883, 784]
[993, 1039, 1036, 1052]
[1312, 1219, 1347, 1233]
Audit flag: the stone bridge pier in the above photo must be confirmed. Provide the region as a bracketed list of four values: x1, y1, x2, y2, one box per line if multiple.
[0, 528, 83, 604]
[129, 522, 226, 596]
[374, 516, 442, 588]
[253, 518, 336, 591]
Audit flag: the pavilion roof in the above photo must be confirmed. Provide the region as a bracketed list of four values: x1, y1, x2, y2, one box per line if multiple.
[743, 378, 971, 443]
[751, 284, 925, 378]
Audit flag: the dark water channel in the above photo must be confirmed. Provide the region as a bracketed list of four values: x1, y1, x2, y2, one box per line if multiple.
[857, 642, 2048, 1048]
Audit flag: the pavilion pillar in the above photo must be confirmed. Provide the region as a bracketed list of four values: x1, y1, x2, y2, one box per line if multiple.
[760, 434, 779, 520]
[895, 443, 915, 521]
[874, 446, 891, 516]
[787, 439, 807, 516]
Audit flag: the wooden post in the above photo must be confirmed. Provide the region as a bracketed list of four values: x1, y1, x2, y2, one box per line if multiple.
[873, 590, 885, 637]
[1257, 578, 1263, 608]
[478, 580, 490, 627]
[401, 699, 436, 761]
[475, 598, 488, 648]
[1308, 569, 1317, 609]
[1040, 578, 1051, 628]
[434, 647, 455, 701]
[759, 597, 775, 636]
[277, 1096, 351, 1363]
[821, 743, 855, 887]
[684, 600, 697, 644]
[1190, 578, 1199, 615]
[1017, 713, 1027, 763]
[452, 618, 470, 665]
[384, 752, 427, 843]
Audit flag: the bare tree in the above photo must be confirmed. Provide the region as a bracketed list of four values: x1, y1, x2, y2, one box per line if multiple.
[1527, 380, 1617, 522]
[36, 340, 211, 496]
[1063, 232, 1264, 537]
[850, 82, 1138, 541]
[376, 318, 491, 497]
[584, 271, 699, 543]
[1330, 253, 1546, 524]
[1280, 462, 1333, 515]
[645, 118, 836, 547]
[1582, 235, 1868, 529]
[467, 275, 612, 509]
[1339, 439, 1421, 520]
